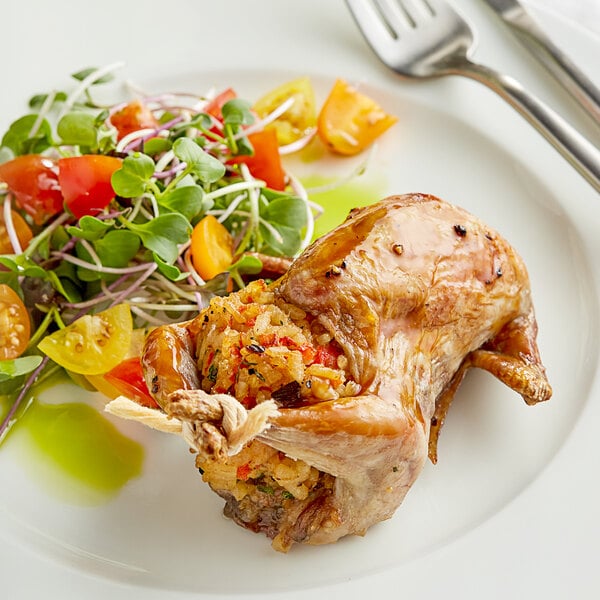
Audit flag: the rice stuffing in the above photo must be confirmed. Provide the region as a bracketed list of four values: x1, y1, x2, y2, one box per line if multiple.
[193, 279, 359, 407]
[190, 280, 359, 547]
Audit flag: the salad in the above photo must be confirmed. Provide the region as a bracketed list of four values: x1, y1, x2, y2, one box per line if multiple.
[0, 65, 397, 442]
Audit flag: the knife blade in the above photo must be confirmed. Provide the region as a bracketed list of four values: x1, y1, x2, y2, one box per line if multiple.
[481, 0, 600, 125]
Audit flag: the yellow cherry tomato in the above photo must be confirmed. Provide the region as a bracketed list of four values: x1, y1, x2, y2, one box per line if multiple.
[190, 215, 234, 281]
[84, 327, 148, 396]
[317, 79, 398, 155]
[38, 304, 133, 375]
[253, 77, 317, 145]
[0, 284, 31, 360]
[84, 371, 123, 400]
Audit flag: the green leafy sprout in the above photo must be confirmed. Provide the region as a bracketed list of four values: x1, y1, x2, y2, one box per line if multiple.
[0, 64, 321, 442]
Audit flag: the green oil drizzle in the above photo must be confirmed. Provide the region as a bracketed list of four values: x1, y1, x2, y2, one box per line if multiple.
[303, 173, 389, 240]
[0, 166, 384, 507]
[2, 375, 144, 506]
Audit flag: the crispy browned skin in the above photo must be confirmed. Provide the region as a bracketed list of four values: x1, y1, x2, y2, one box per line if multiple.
[142, 193, 551, 548]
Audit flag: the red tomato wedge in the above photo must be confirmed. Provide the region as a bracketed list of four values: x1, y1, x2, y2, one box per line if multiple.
[232, 129, 286, 190]
[205, 88, 237, 120]
[104, 356, 158, 408]
[0, 155, 63, 225]
[58, 155, 122, 219]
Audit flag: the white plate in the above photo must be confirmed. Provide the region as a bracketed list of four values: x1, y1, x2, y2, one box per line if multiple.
[2, 1, 600, 599]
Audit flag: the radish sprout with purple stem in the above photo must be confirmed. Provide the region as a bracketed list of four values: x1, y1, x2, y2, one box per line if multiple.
[0, 64, 372, 441]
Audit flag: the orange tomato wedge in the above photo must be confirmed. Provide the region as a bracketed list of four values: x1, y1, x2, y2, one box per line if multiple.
[110, 100, 159, 140]
[190, 215, 234, 280]
[0, 284, 31, 360]
[317, 79, 397, 155]
[0, 210, 33, 253]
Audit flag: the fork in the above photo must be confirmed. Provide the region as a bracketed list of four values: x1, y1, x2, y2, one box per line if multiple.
[346, 0, 600, 193]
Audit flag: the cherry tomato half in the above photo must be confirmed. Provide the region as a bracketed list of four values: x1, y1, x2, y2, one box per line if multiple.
[232, 129, 286, 191]
[85, 328, 147, 397]
[110, 100, 159, 140]
[37, 303, 133, 375]
[58, 155, 122, 219]
[205, 88, 237, 120]
[253, 77, 317, 145]
[0, 284, 31, 360]
[317, 79, 398, 156]
[104, 356, 158, 408]
[0, 155, 63, 225]
[190, 215, 234, 281]
[0, 209, 33, 253]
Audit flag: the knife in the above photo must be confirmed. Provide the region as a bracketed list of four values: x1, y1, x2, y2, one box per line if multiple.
[481, 0, 600, 124]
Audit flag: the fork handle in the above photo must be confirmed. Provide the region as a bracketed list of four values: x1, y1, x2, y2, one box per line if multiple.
[462, 60, 600, 193]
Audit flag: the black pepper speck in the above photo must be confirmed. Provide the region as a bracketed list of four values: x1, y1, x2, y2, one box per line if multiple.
[247, 343, 265, 353]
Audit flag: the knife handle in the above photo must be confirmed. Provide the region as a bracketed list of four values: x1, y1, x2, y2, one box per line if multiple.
[463, 59, 600, 193]
[511, 10, 600, 124]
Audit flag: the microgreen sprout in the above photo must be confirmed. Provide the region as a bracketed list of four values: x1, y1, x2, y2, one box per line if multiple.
[0, 67, 327, 442]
